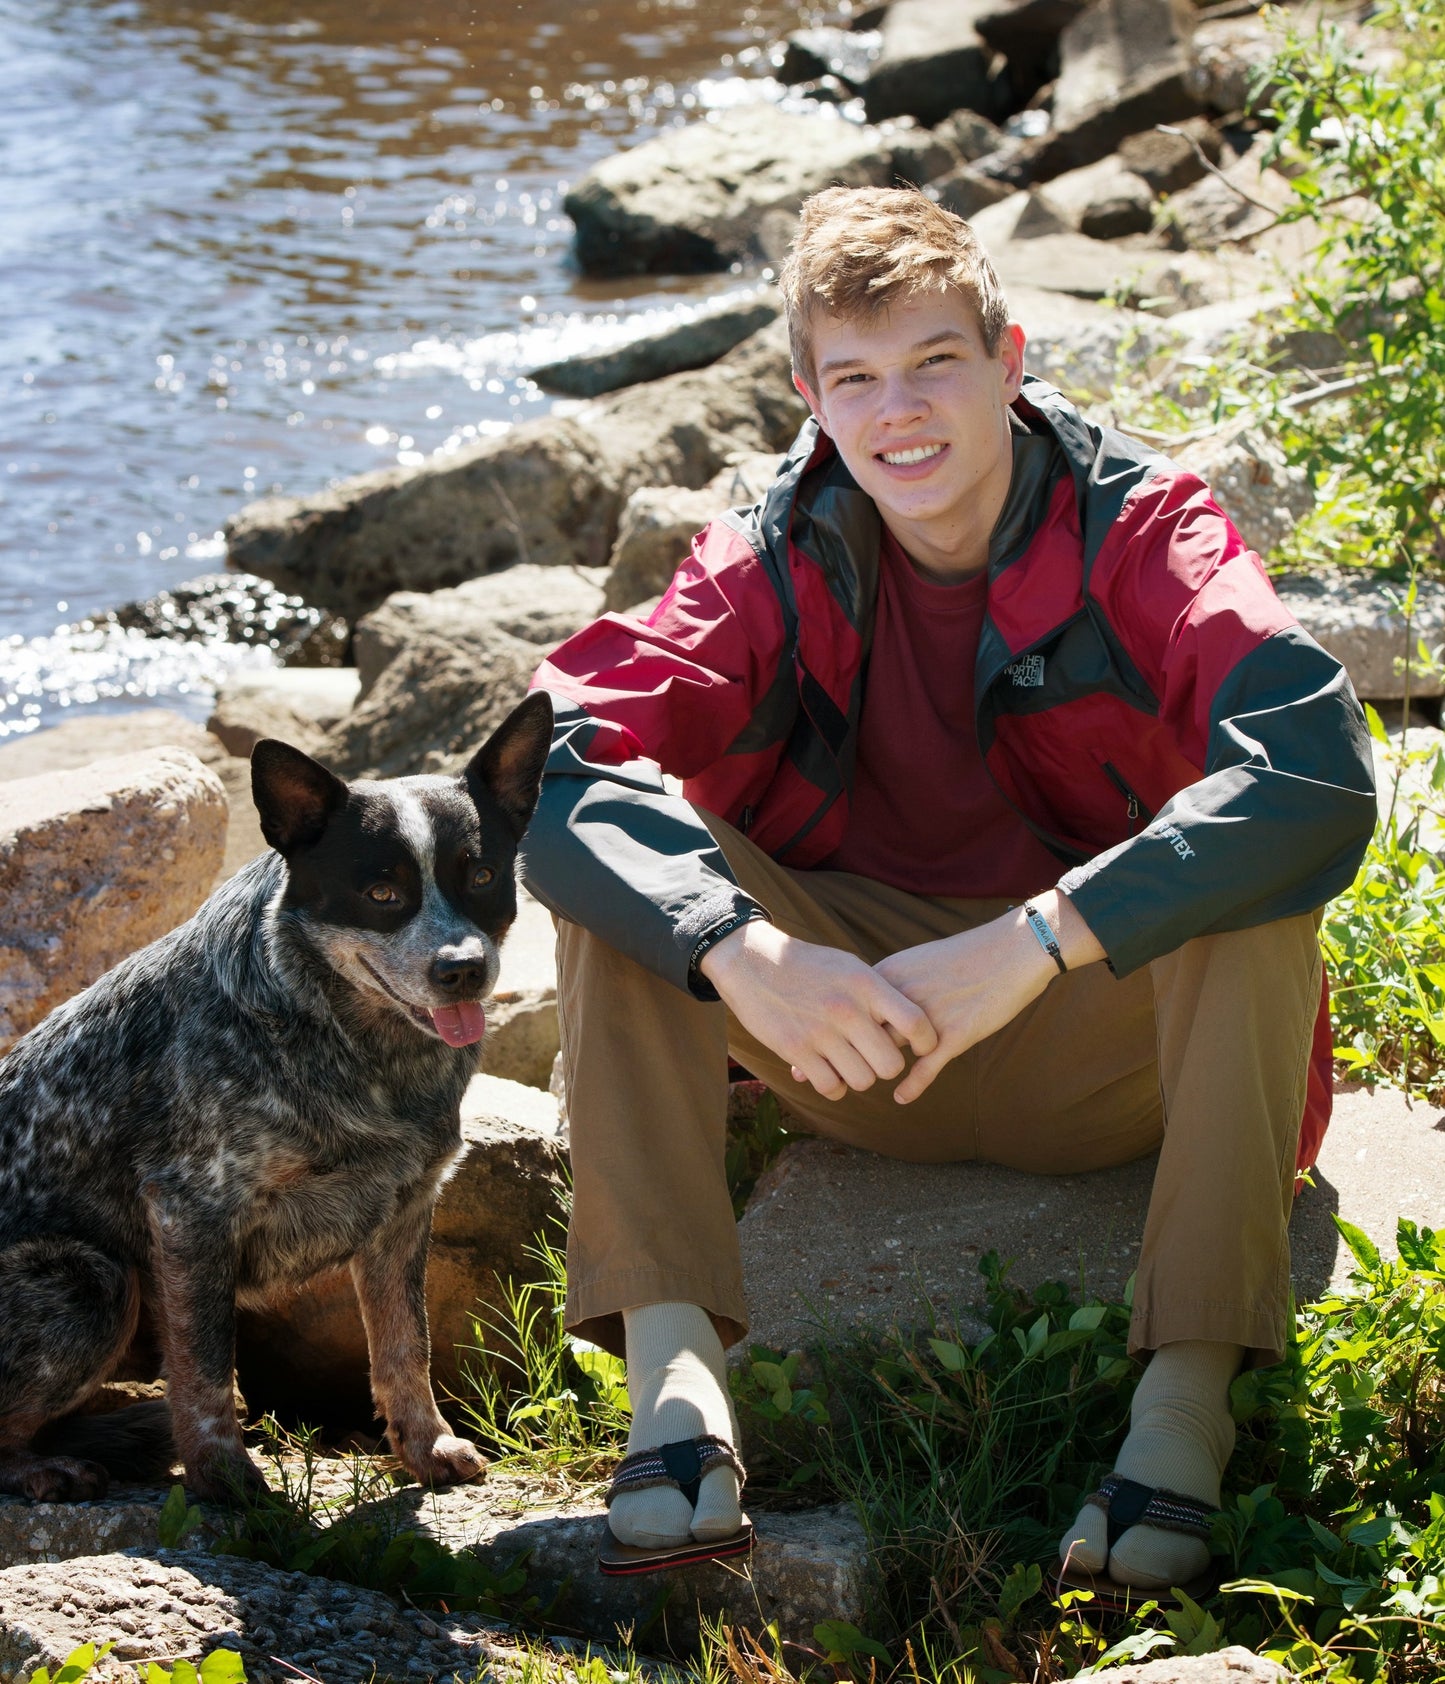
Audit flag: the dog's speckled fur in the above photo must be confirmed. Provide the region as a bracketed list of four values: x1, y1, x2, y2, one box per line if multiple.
[0, 693, 551, 1502]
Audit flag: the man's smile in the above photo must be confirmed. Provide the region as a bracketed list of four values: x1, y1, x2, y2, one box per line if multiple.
[878, 443, 947, 466]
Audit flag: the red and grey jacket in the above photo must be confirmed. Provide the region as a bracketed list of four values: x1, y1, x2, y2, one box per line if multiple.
[526, 376, 1376, 1169]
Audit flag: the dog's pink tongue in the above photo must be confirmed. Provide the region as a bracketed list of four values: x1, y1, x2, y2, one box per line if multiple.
[431, 1002, 487, 1046]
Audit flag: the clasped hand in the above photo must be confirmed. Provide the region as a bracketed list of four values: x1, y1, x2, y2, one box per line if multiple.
[699, 907, 1076, 1106]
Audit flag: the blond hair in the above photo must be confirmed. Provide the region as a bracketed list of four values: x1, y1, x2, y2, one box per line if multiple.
[778, 186, 1011, 391]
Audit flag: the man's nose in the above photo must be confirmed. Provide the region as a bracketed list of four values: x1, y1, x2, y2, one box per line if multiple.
[876, 369, 927, 425]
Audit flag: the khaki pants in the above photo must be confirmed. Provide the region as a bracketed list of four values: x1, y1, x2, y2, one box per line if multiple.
[556, 811, 1322, 1368]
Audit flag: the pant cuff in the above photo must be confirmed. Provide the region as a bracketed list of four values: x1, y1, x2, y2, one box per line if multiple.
[565, 1267, 750, 1360]
[1128, 1300, 1286, 1370]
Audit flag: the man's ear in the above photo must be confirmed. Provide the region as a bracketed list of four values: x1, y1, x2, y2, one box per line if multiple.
[251, 740, 349, 855]
[1000, 320, 1027, 404]
[464, 691, 554, 840]
[793, 368, 825, 427]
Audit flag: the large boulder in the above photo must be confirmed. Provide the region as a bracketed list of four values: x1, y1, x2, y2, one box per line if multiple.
[563, 103, 954, 276]
[351, 562, 607, 698]
[0, 713, 265, 885]
[234, 1075, 567, 1425]
[0, 1550, 502, 1684]
[1074, 1651, 1289, 1684]
[862, 0, 999, 125]
[0, 1473, 877, 1665]
[1039, 153, 1156, 239]
[227, 320, 806, 623]
[206, 666, 362, 759]
[1118, 115, 1223, 196]
[527, 289, 779, 398]
[774, 25, 882, 91]
[324, 563, 607, 781]
[320, 627, 537, 783]
[585, 316, 806, 496]
[0, 749, 228, 1053]
[0, 710, 216, 781]
[975, 0, 1205, 185]
[1275, 571, 1445, 702]
[975, 0, 1091, 84]
[1175, 427, 1314, 559]
[968, 192, 1193, 304]
[934, 161, 1015, 220]
[1158, 142, 1293, 251]
[604, 451, 784, 613]
[1051, 0, 1200, 132]
[225, 416, 619, 621]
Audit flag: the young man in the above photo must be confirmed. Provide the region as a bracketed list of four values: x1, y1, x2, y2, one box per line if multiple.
[523, 186, 1376, 1588]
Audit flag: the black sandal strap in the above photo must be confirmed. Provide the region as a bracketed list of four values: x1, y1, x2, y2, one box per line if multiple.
[1084, 1473, 1216, 1548]
[605, 1434, 744, 1508]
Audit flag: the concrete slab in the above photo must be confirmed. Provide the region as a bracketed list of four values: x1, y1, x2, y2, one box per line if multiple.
[737, 1081, 1445, 1353]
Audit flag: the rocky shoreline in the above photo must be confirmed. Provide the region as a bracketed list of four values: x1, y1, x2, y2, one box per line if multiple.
[3, 0, 1442, 1675]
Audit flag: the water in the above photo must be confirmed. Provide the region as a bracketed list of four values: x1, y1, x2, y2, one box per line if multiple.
[0, 0, 832, 738]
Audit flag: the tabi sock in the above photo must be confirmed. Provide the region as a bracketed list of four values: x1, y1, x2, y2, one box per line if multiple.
[608, 1301, 743, 1549]
[1059, 1339, 1241, 1589]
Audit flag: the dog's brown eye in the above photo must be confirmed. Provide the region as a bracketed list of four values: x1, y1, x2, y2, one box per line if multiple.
[471, 866, 495, 889]
[366, 884, 398, 904]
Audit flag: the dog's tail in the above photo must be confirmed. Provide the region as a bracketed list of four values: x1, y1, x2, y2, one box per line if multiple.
[35, 1399, 177, 1482]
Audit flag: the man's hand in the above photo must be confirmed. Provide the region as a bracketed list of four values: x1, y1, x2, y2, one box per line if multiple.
[875, 890, 1104, 1104]
[699, 921, 938, 1101]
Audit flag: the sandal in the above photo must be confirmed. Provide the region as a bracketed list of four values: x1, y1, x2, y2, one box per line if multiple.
[1051, 1474, 1219, 1612]
[598, 1435, 754, 1576]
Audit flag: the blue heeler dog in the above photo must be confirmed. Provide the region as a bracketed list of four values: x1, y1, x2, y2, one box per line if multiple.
[0, 690, 552, 1502]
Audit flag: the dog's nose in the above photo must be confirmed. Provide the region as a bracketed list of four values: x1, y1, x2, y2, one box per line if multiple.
[430, 953, 492, 995]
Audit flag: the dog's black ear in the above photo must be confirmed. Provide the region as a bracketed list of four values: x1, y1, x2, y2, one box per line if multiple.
[251, 739, 349, 854]
[464, 692, 553, 839]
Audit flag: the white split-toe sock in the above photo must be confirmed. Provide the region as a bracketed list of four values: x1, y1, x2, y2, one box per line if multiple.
[1060, 1339, 1241, 1589]
[608, 1301, 743, 1549]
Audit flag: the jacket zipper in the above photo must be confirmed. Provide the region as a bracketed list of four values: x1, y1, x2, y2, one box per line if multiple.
[1102, 761, 1152, 834]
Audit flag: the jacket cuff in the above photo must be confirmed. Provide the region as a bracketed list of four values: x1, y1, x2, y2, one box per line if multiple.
[686, 908, 771, 1001]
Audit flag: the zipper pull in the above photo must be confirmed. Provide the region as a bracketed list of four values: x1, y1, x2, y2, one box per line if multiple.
[739, 805, 756, 835]
[1126, 792, 1139, 825]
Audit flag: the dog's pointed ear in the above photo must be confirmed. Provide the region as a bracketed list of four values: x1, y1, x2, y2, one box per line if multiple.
[464, 692, 553, 839]
[251, 739, 349, 854]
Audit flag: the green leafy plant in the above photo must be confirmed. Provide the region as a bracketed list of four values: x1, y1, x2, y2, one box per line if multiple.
[1259, 0, 1445, 575]
[155, 1482, 204, 1550]
[213, 1418, 530, 1618]
[460, 1226, 630, 1481]
[1321, 705, 1445, 1099]
[27, 1646, 245, 1684]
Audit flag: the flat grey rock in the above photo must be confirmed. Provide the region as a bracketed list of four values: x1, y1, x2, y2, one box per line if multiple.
[863, 0, 998, 125]
[0, 1547, 505, 1684]
[1276, 569, 1445, 701]
[0, 1467, 873, 1664]
[738, 1082, 1443, 1353]
[528, 292, 779, 399]
[1069, 1647, 1288, 1683]
[563, 104, 953, 276]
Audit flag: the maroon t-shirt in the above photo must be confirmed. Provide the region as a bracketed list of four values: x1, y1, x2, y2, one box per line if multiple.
[824, 527, 1063, 898]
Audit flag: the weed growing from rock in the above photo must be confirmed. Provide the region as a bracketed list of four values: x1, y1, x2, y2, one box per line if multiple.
[723, 1222, 1445, 1683]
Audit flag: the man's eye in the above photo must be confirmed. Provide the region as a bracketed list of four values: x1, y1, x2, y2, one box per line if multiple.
[471, 866, 496, 889]
[366, 884, 399, 904]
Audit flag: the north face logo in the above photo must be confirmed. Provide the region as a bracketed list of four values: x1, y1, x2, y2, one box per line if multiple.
[1007, 654, 1046, 688]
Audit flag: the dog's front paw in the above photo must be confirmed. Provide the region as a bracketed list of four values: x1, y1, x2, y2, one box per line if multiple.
[404, 1432, 488, 1489]
[185, 1444, 269, 1504]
